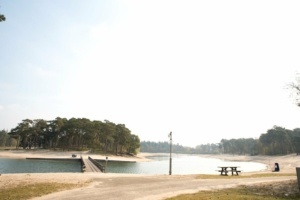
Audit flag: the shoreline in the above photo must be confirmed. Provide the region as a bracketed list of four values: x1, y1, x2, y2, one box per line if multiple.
[0, 149, 152, 162]
[1, 150, 299, 174]
[199, 153, 300, 174]
[1, 150, 299, 199]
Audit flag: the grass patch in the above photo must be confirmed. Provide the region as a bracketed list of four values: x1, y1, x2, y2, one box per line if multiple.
[0, 182, 81, 200]
[167, 188, 293, 200]
[246, 173, 296, 178]
[167, 188, 276, 200]
[167, 180, 300, 200]
[196, 173, 296, 179]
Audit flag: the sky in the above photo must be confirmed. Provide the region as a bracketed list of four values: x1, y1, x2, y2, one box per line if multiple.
[1, 0, 300, 147]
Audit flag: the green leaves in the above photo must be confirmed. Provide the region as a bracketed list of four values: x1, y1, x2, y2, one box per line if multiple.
[0, 14, 5, 22]
[8, 117, 140, 154]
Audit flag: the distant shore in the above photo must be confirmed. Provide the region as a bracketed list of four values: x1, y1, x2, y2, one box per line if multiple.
[0, 149, 152, 162]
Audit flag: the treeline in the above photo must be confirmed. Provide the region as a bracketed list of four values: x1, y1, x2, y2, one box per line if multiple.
[140, 141, 195, 153]
[5, 118, 140, 155]
[258, 126, 300, 155]
[0, 130, 17, 147]
[140, 141, 221, 154]
[141, 126, 300, 155]
[220, 126, 300, 155]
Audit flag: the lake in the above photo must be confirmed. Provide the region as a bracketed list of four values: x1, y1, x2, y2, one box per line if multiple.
[100, 154, 267, 175]
[0, 154, 267, 174]
[0, 158, 81, 173]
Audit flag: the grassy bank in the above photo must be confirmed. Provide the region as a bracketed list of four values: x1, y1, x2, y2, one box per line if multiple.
[167, 180, 300, 200]
[0, 182, 85, 200]
[168, 175, 299, 200]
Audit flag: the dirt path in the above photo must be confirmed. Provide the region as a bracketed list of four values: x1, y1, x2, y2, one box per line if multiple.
[33, 174, 296, 200]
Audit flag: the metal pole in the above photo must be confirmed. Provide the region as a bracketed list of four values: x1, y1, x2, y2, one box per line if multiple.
[105, 156, 108, 173]
[169, 131, 172, 175]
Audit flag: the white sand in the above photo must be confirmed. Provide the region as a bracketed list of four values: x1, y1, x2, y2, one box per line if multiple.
[200, 154, 300, 173]
[0, 149, 151, 161]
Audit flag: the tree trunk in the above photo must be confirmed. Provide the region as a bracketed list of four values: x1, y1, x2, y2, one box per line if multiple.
[16, 135, 20, 149]
[105, 139, 108, 154]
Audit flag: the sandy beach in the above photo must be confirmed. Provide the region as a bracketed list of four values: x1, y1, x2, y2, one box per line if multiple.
[200, 153, 300, 174]
[0, 150, 299, 199]
[0, 149, 152, 162]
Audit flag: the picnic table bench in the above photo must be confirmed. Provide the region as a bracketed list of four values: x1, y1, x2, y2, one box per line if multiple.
[217, 166, 241, 176]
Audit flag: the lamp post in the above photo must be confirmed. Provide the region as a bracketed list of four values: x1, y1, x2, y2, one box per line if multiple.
[105, 156, 108, 173]
[168, 131, 172, 175]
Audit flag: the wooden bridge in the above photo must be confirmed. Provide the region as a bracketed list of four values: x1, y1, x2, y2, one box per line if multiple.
[81, 157, 105, 173]
[27, 156, 105, 173]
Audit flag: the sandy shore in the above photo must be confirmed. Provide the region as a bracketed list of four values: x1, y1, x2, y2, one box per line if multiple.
[0, 149, 152, 162]
[200, 154, 300, 174]
[0, 150, 299, 200]
[2, 150, 299, 173]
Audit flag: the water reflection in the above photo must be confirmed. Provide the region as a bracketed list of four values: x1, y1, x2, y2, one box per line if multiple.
[102, 154, 266, 175]
[0, 158, 81, 173]
[0, 154, 267, 175]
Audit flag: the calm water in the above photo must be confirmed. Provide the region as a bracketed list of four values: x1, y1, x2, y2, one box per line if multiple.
[101, 154, 267, 175]
[0, 158, 81, 173]
[0, 154, 267, 174]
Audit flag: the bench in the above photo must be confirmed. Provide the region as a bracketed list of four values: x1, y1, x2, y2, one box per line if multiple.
[218, 167, 241, 176]
[230, 170, 242, 175]
[235, 170, 242, 175]
[217, 170, 231, 176]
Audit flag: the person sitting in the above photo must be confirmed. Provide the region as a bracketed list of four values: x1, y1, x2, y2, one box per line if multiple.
[273, 163, 280, 172]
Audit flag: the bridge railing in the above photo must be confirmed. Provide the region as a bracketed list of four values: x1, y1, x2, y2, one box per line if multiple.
[88, 156, 105, 172]
[80, 156, 86, 172]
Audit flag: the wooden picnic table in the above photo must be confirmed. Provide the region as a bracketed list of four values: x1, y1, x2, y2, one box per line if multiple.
[217, 166, 241, 176]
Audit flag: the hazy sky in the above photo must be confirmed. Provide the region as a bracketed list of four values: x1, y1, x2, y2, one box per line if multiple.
[1, 0, 300, 147]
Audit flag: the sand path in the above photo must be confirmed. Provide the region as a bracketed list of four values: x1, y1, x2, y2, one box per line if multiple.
[31, 174, 296, 200]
